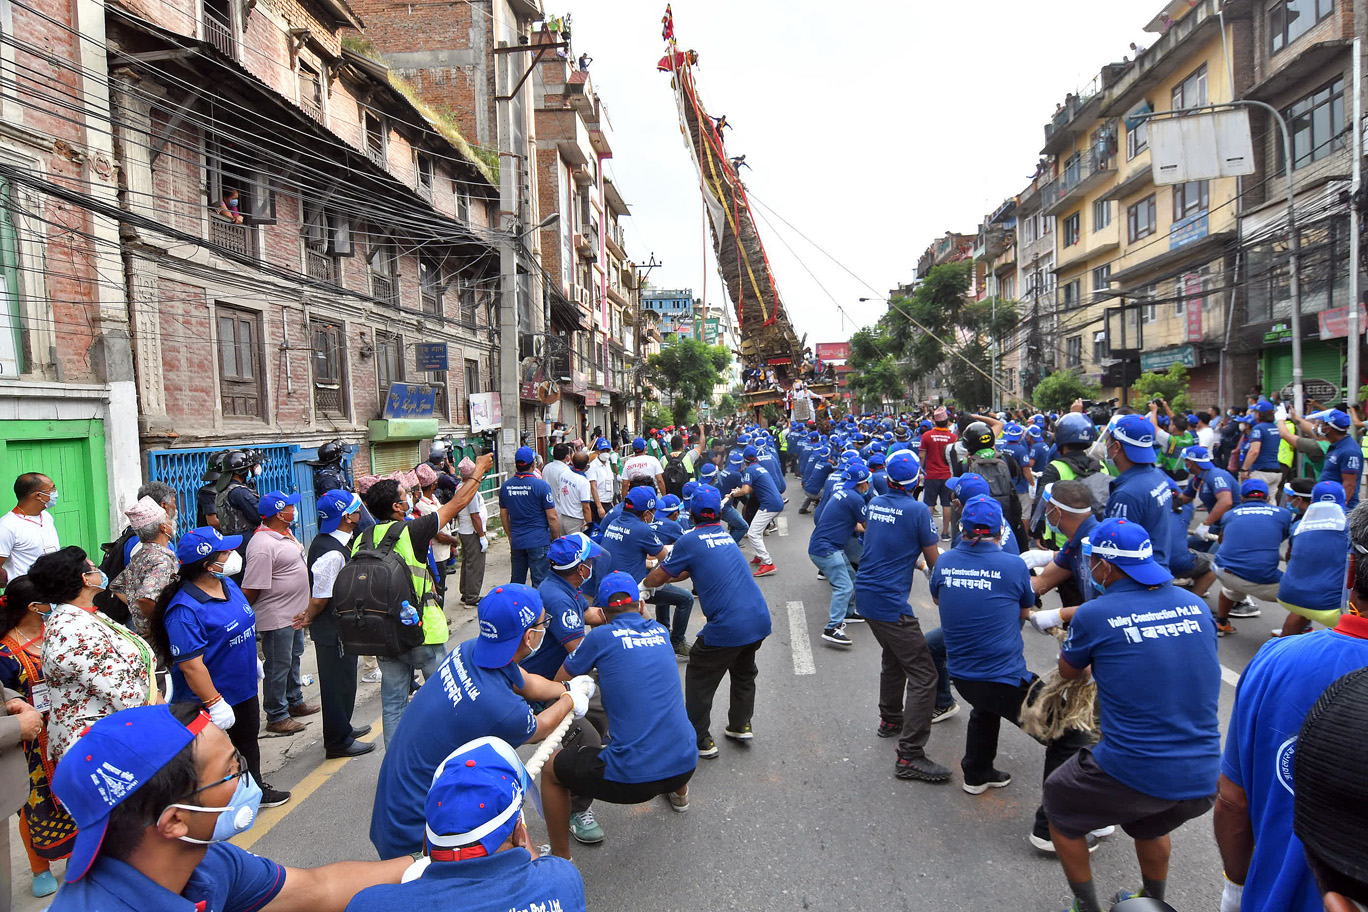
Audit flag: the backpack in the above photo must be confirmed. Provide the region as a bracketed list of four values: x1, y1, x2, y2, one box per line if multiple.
[1054, 460, 1111, 521]
[330, 523, 426, 658]
[662, 454, 690, 497]
[214, 482, 255, 536]
[93, 527, 138, 624]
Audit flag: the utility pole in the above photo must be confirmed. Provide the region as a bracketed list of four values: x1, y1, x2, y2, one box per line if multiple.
[631, 254, 661, 433]
[1348, 35, 1362, 407]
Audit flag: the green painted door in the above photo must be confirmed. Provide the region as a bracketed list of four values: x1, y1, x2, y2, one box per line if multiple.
[0, 420, 110, 557]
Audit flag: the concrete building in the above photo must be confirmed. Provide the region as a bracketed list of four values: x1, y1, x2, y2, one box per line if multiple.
[642, 288, 698, 343]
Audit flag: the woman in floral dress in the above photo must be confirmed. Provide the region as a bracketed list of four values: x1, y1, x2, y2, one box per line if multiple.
[0, 575, 74, 896]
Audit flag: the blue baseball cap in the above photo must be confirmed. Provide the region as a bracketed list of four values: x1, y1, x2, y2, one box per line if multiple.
[844, 462, 871, 484]
[947, 473, 990, 502]
[699, 464, 718, 480]
[690, 485, 721, 517]
[961, 494, 1002, 531]
[259, 490, 300, 517]
[175, 525, 242, 564]
[1026, 425, 1043, 439]
[742, 445, 759, 461]
[886, 450, 920, 483]
[317, 490, 362, 533]
[727, 451, 744, 465]
[1240, 478, 1269, 499]
[424, 737, 531, 856]
[53, 705, 214, 882]
[683, 480, 701, 498]
[1181, 445, 1213, 465]
[867, 452, 887, 468]
[598, 570, 641, 608]
[1312, 480, 1347, 505]
[737, 433, 752, 445]
[1002, 423, 1024, 441]
[1186, 413, 1199, 425]
[1255, 398, 1274, 411]
[549, 533, 604, 571]
[1309, 408, 1352, 431]
[1083, 517, 1170, 586]
[631, 437, 647, 452]
[626, 486, 657, 512]
[1107, 414, 1158, 464]
[514, 446, 536, 467]
[473, 584, 543, 669]
[1032, 415, 1047, 427]
[659, 494, 682, 515]
[594, 437, 612, 451]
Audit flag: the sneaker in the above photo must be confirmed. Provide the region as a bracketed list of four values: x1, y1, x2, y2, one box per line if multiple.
[1111, 889, 1146, 905]
[1216, 619, 1237, 637]
[931, 702, 961, 723]
[763, 523, 777, 536]
[816, 569, 827, 580]
[724, 722, 753, 741]
[361, 669, 382, 684]
[260, 785, 292, 808]
[821, 625, 853, 646]
[668, 786, 690, 812]
[1229, 600, 1262, 618]
[894, 754, 951, 782]
[698, 737, 719, 759]
[673, 640, 692, 660]
[753, 563, 777, 577]
[962, 768, 1012, 795]
[1029, 830, 1099, 853]
[1090, 825, 1116, 838]
[876, 719, 900, 738]
[750, 555, 762, 565]
[843, 610, 866, 624]
[31, 870, 57, 898]
[569, 809, 605, 845]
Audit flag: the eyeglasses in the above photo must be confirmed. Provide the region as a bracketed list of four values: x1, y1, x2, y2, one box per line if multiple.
[183, 748, 248, 799]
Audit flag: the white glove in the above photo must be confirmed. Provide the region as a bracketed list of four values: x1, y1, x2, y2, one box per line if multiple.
[257, 657, 265, 681]
[1220, 877, 1243, 912]
[1020, 549, 1056, 570]
[1196, 523, 1211, 540]
[479, 535, 488, 552]
[568, 675, 597, 701]
[638, 580, 654, 600]
[207, 698, 236, 730]
[1029, 608, 1064, 633]
[568, 688, 589, 719]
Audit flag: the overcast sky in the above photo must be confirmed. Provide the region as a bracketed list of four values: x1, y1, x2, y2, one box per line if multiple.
[557, 0, 1160, 346]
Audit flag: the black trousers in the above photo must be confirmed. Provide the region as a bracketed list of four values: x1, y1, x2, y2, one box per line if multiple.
[866, 615, 937, 761]
[684, 637, 764, 747]
[311, 612, 360, 752]
[953, 675, 1092, 835]
[558, 713, 605, 814]
[227, 694, 264, 786]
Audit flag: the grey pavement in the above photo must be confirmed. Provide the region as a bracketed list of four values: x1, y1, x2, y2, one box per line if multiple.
[10, 505, 1288, 911]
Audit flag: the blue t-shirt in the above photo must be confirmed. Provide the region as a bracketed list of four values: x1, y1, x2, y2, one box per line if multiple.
[802, 461, 834, 497]
[564, 612, 696, 783]
[950, 522, 1020, 554]
[650, 517, 685, 544]
[1221, 619, 1368, 912]
[1278, 502, 1349, 612]
[661, 522, 771, 647]
[1105, 465, 1174, 570]
[1248, 422, 1282, 470]
[1052, 514, 1100, 605]
[48, 844, 284, 912]
[600, 511, 665, 582]
[869, 470, 890, 497]
[1000, 443, 1032, 493]
[346, 849, 586, 912]
[1215, 502, 1292, 585]
[759, 453, 786, 493]
[1030, 441, 1051, 471]
[498, 474, 555, 549]
[716, 467, 743, 498]
[1322, 435, 1364, 510]
[929, 541, 1034, 685]
[371, 639, 537, 857]
[854, 491, 939, 622]
[742, 462, 784, 512]
[808, 488, 866, 559]
[164, 580, 259, 706]
[522, 573, 588, 679]
[1060, 579, 1221, 800]
[1187, 467, 1239, 528]
[591, 502, 624, 545]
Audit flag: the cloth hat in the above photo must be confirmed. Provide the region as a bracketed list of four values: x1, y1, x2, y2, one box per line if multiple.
[259, 490, 301, 518]
[317, 490, 362, 534]
[1002, 423, 1024, 441]
[658, 494, 682, 514]
[473, 585, 542, 669]
[1311, 480, 1347, 506]
[886, 450, 920, 483]
[947, 473, 990, 502]
[1027, 425, 1043, 439]
[1308, 408, 1352, 431]
[960, 494, 1002, 531]
[690, 485, 721, 517]
[1240, 478, 1269, 499]
[1042, 482, 1094, 515]
[1082, 517, 1170, 586]
[867, 452, 887, 468]
[625, 487, 657, 513]
[425, 737, 530, 856]
[932, 407, 948, 421]
[1181, 445, 1213, 465]
[53, 705, 212, 882]
[415, 463, 439, 488]
[549, 533, 605, 571]
[514, 446, 536, 467]
[458, 457, 477, 479]
[124, 496, 167, 529]
[175, 526, 243, 564]
[1107, 414, 1159, 464]
[598, 570, 640, 608]
[742, 445, 759, 461]
[1293, 666, 1368, 886]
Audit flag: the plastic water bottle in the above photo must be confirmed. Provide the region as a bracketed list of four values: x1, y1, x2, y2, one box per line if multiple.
[399, 600, 419, 626]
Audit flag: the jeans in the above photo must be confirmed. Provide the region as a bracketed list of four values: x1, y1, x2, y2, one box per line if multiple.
[458, 531, 486, 604]
[924, 625, 954, 710]
[810, 549, 855, 630]
[511, 544, 551, 586]
[649, 584, 694, 645]
[379, 643, 445, 747]
[311, 612, 360, 752]
[719, 504, 748, 543]
[866, 615, 938, 760]
[260, 626, 305, 724]
[953, 675, 1092, 835]
[684, 636, 764, 746]
[745, 508, 779, 564]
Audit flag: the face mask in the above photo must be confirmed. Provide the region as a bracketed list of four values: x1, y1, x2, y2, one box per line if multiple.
[37, 489, 59, 508]
[1045, 509, 1060, 538]
[36, 604, 54, 619]
[407, 495, 417, 511]
[211, 550, 243, 579]
[85, 568, 108, 591]
[599, 453, 609, 462]
[1088, 558, 1109, 595]
[252, 465, 264, 477]
[170, 773, 263, 845]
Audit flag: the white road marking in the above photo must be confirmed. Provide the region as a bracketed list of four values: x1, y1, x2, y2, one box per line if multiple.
[1221, 665, 1241, 688]
[787, 600, 815, 675]
[777, 516, 789, 536]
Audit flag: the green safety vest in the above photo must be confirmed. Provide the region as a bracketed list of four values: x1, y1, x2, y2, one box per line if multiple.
[352, 520, 448, 646]
[1160, 430, 1194, 472]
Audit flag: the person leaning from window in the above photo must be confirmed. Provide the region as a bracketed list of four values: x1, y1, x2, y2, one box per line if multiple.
[28, 546, 157, 763]
[216, 187, 243, 224]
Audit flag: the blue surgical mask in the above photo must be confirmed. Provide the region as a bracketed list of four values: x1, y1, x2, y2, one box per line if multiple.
[85, 568, 108, 591]
[41, 489, 58, 506]
[171, 773, 263, 845]
[1088, 558, 1109, 595]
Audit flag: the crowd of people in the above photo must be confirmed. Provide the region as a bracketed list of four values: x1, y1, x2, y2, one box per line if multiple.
[0, 395, 1366, 912]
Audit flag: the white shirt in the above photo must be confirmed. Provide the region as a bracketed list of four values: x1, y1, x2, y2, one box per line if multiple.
[457, 491, 488, 536]
[553, 470, 591, 519]
[622, 454, 663, 483]
[308, 530, 352, 599]
[542, 459, 569, 497]
[0, 510, 60, 576]
[1196, 426, 1216, 450]
[414, 495, 456, 561]
[586, 457, 616, 503]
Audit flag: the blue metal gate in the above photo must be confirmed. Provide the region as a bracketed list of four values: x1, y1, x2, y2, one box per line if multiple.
[147, 444, 307, 540]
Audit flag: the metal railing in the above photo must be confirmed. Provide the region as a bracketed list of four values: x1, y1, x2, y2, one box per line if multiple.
[1040, 137, 1117, 213]
[305, 247, 336, 282]
[366, 143, 386, 168]
[372, 274, 397, 306]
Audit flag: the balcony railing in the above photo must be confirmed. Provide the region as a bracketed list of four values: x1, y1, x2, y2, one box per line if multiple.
[366, 144, 385, 168]
[371, 274, 398, 306]
[203, 13, 234, 58]
[304, 248, 336, 282]
[209, 217, 250, 255]
[1040, 136, 1117, 216]
[300, 95, 323, 122]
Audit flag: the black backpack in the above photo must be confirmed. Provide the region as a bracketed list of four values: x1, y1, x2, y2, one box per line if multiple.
[331, 523, 426, 658]
[93, 527, 138, 624]
[662, 454, 690, 497]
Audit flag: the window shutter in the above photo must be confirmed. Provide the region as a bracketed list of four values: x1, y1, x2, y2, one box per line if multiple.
[330, 214, 352, 256]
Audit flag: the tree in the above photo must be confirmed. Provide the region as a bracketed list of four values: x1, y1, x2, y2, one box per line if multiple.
[1032, 369, 1102, 412]
[1131, 365, 1192, 413]
[645, 340, 732, 424]
[715, 392, 738, 417]
[642, 400, 676, 431]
